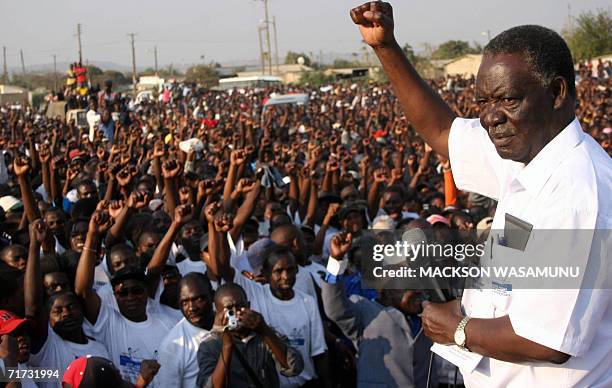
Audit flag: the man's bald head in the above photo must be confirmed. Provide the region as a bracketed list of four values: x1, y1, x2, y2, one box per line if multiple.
[179, 272, 213, 298]
[270, 224, 300, 247]
[270, 224, 307, 264]
[214, 283, 248, 308]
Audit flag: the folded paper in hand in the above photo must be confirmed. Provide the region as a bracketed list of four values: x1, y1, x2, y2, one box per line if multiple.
[431, 343, 484, 374]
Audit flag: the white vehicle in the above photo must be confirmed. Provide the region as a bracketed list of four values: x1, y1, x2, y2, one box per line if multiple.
[218, 75, 282, 90]
[135, 90, 153, 105]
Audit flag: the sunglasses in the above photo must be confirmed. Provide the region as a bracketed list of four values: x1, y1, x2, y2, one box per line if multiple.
[114, 286, 146, 298]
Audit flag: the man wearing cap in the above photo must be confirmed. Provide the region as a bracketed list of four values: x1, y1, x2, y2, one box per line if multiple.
[351, 2, 611, 386]
[0, 310, 37, 388]
[62, 356, 159, 388]
[75, 211, 172, 386]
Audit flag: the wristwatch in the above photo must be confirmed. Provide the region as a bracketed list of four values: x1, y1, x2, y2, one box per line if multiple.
[454, 316, 471, 350]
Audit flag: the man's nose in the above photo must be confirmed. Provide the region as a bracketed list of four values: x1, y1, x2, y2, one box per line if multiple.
[481, 104, 506, 129]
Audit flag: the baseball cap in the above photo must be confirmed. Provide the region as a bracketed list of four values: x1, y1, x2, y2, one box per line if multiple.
[110, 267, 147, 288]
[62, 356, 128, 388]
[69, 149, 86, 161]
[0, 310, 32, 335]
[426, 214, 451, 227]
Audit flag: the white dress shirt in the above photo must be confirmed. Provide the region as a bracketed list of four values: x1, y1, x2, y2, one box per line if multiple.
[448, 117, 612, 387]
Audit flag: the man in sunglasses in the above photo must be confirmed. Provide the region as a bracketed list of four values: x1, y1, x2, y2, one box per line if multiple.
[75, 211, 172, 386]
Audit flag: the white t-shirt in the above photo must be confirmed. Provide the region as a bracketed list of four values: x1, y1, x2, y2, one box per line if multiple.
[84, 302, 173, 385]
[156, 318, 210, 388]
[302, 261, 326, 287]
[93, 262, 110, 291]
[176, 258, 206, 276]
[448, 117, 612, 387]
[234, 273, 327, 388]
[96, 283, 179, 329]
[294, 265, 318, 299]
[29, 326, 110, 387]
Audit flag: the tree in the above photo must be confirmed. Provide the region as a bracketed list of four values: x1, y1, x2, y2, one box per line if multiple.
[285, 51, 311, 66]
[85, 65, 103, 76]
[332, 59, 362, 68]
[402, 43, 416, 63]
[431, 40, 480, 60]
[564, 9, 612, 61]
[184, 65, 219, 87]
[298, 70, 334, 86]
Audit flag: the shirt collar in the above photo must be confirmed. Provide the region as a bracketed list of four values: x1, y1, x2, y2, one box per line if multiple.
[514, 117, 583, 197]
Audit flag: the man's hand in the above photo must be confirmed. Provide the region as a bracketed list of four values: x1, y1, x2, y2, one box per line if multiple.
[88, 210, 113, 236]
[153, 141, 165, 159]
[204, 201, 221, 224]
[127, 190, 150, 210]
[373, 168, 388, 184]
[350, 2, 395, 48]
[214, 211, 234, 233]
[230, 149, 246, 166]
[236, 307, 268, 334]
[421, 299, 463, 345]
[39, 144, 51, 164]
[116, 167, 134, 187]
[235, 178, 257, 194]
[13, 156, 31, 177]
[162, 159, 181, 179]
[29, 218, 48, 245]
[324, 203, 341, 226]
[330, 232, 353, 258]
[108, 200, 125, 219]
[174, 204, 193, 225]
[136, 359, 161, 388]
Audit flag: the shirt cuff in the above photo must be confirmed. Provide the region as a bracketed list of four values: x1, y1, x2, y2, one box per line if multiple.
[325, 256, 348, 283]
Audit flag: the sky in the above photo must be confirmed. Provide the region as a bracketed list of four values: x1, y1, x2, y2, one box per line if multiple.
[0, 0, 610, 70]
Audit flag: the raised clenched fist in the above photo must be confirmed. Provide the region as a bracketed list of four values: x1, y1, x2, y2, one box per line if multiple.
[350, 2, 395, 48]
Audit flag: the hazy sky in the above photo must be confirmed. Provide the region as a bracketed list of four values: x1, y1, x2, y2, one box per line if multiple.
[1, 0, 609, 69]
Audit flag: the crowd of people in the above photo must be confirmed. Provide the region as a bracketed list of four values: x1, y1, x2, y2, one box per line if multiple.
[0, 55, 610, 388]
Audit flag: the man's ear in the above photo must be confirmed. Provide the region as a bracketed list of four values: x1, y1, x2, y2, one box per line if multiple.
[550, 76, 569, 110]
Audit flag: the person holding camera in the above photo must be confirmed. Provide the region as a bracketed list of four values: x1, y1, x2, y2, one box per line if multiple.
[196, 283, 304, 388]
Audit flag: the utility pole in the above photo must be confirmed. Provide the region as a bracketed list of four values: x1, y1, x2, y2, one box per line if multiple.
[272, 16, 279, 73]
[128, 33, 137, 95]
[2, 46, 7, 84]
[76, 23, 83, 63]
[52, 54, 58, 91]
[263, 0, 272, 75]
[258, 26, 266, 75]
[20, 49, 26, 75]
[154, 45, 159, 77]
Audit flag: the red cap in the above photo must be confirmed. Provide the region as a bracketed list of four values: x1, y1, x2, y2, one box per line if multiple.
[62, 356, 88, 388]
[0, 310, 31, 335]
[69, 149, 86, 161]
[426, 214, 451, 227]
